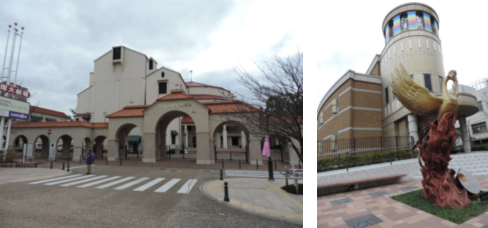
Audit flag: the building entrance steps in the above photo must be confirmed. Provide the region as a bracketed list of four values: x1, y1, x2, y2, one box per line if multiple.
[200, 178, 303, 225]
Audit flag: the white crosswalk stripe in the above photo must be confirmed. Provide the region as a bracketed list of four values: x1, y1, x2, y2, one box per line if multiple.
[96, 177, 135, 189]
[114, 177, 149, 190]
[29, 174, 82, 184]
[60, 175, 108, 187]
[27, 175, 197, 194]
[155, 178, 181, 193]
[77, 176, 121, 188]
[176, 179, 197, 194]
[44, 175, 95, 185]
[133, 178, 165, 191]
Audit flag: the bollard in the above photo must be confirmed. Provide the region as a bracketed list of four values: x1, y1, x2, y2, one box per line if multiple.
[267, 157, 274, 181]
[67, 163, 70, 172]
[256, 159, 258, 170]
[239, 159, 241, 169]
[62, 162, 65, 170]
[220, 169, 223, 181]
[221, 159, 224, 169]
[50, 161, 53, 169]
[224, 182, 229, 202]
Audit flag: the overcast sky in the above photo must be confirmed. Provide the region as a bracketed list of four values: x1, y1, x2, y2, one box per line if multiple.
[0, 0, 304, 117]
[316, 0, 488, 110]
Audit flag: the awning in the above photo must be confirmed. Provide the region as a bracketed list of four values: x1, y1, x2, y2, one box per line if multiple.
[45, 117, 57, 122]
[128, 136, 141, 143]
[31, 115, 43, 121]
[171, 130, 179, 136]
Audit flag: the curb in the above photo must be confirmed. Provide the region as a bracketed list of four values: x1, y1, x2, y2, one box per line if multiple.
[198, 180, 302, 225]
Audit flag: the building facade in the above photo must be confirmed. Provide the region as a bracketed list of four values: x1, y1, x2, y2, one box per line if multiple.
[317, 3, 478, 154]
[11, 46, 300, 165]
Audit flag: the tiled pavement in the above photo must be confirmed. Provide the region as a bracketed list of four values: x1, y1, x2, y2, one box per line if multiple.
[318, 177, 488, 228]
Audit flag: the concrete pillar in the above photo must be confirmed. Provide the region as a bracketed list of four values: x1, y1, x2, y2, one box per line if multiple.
[407, 114, 419, 143]
[107, 140, 117, 161]
[241, 131, 246, 147]
[62, 140, 71, 158]
[223, 125, 228, 148]
[249, 138, 262, 165]
[72, 140, 82, 162]
[184, 125, 188, 149]
[142, 133, 156, 163]
[459, 116, 471, 153]
[196, 132, 212, 164]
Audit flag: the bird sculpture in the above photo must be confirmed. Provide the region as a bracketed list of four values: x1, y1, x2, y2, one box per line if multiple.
[390, 63, 459, 122]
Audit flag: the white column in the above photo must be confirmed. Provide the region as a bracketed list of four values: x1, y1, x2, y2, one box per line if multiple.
[0, 117, 5, 161]
[459, 115, 471, 153]
[407, 114, 419, 143]
[223, 125, 228, 148]
[241, 131, 246, 147]
[184, 125, 188, 148]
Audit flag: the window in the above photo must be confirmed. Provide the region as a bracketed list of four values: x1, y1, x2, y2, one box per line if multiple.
[416, 12, 424, 29]
[336, 97, 339, 112]
[232, 137, 239, 146]
[158, 82, 167, 94]
[192, 136, 197, 147]
[472, 122, 487, 134]
[385, 87, 389, 104]
[424, 74, 432, 91]
[149, 59, 153, 70]
[478, 101, 484, 111]
[439, 76, 443, 93]
[171, 135, 176, 144]
[113, 47, 121, 60]
[319, 111, 324, 124]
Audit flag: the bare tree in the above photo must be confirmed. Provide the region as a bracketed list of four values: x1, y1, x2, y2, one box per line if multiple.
[231, 51, 303, 162]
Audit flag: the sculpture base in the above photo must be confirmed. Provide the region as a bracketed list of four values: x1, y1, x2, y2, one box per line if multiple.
[418, 112, 471, 209]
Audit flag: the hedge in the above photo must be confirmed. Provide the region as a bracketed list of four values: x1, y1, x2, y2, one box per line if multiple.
[317, 149, 418, 172]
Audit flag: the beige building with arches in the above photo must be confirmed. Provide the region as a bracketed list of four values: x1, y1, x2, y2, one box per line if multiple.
[11, 46, 300, 165]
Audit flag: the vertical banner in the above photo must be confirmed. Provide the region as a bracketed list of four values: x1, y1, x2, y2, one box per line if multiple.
[26, 143, 33, 158]
[114, 142, 119, 159]
[49, 142, 56, 159]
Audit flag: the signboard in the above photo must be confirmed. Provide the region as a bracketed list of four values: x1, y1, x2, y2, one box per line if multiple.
[0, 83, 30, 98]
[26, 143, 33, 158]
[114, 142, 119, 159]
[48, 142, 56, 159]
[48, 129, 52, 135]
[0, 96, 29, 120]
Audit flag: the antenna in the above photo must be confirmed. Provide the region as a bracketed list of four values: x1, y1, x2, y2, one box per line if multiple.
[190, 70, 193, 82]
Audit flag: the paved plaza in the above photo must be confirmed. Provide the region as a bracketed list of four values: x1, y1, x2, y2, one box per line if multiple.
[318, 177, 488, 228]
[0, 164, 301, 227]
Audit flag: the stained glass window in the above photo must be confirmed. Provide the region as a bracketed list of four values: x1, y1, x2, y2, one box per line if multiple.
[393, 15, 401, 35]
[423, 13, 432, 31]
[433, 20, 439, 37]
[408, 11, 417, 29]
[385, 24, 392, 43]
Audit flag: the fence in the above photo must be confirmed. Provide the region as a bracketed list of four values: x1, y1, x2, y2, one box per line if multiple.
[215, 145, 248, 162]
[317, 136, 417, 172]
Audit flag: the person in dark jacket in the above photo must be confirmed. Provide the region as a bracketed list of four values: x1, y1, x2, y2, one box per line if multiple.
[86, 150, 94, 174]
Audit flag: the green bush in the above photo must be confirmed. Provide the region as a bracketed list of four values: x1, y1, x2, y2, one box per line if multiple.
[317, 149, 418, 172]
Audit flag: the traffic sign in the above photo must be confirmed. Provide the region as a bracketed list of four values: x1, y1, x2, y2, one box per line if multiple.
[47, 129, 52, 135]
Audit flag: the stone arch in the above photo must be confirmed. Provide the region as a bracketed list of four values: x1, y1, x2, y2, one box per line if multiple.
[93, 135, 106, 159]
[115, 123, 140, 159]
[56, 135, 73, 159]
[13, 135, 28, 151]
[33, 135, 49, 158]
[155, 110, 195, 160]
[212, 120, 252, 162]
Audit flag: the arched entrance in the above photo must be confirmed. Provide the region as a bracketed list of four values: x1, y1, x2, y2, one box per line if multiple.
[13, 135, 27, 152]
[213, 121, 251, 162]
[56, 135, 73, 160]
[93, 136, 106, 159]
[155, 111, 195, 160]
[115, 124, 141, 159]
[33, 135, 49, 158]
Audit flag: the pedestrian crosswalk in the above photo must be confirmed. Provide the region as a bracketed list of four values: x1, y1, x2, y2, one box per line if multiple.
[28, 175, 198, 194]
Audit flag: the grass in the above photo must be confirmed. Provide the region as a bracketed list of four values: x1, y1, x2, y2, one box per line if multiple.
[391, 189, 488, 224]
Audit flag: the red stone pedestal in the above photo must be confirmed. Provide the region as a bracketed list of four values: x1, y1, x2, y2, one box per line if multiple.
[418, 112, 471, 209]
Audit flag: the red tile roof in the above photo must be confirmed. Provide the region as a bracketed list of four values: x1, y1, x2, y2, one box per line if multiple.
[181, 116, 194, 123]
[106, 105, 149, 118]
[30, 106, 69, 119]
[204, 102, 259, 114]
[191, 95, 232, 101]
[12, 121, 108, 128]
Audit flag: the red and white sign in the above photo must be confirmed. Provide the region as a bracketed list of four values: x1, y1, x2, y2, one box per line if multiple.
[47, 129, 52, 135]
[0, 83, 30, 98]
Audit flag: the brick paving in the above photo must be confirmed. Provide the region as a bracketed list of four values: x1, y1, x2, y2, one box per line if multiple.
[318, 177, 488, 228]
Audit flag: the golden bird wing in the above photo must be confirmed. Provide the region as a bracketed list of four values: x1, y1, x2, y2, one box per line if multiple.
[390, 63, 443, 116]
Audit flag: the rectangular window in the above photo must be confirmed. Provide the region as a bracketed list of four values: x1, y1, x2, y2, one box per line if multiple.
[472, 122, 487, 134]
[336, 97, 339, 113]
[478, 101, 484, 111]
[149, 59, 153, 70]
[158, 82, 167, 94]
[424, 74, 432, 91]
[439, 76, 443, 93]
[385, 87, 389, 104]
[113, 47, 121, 60]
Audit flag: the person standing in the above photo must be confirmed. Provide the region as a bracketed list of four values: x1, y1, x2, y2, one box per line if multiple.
[86, 150, 94, 175]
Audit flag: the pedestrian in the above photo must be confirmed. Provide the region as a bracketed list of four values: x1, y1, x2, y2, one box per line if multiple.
[86, 150, 94, 175]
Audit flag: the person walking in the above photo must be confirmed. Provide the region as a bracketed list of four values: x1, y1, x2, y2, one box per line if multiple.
[86, 150, 94, 175]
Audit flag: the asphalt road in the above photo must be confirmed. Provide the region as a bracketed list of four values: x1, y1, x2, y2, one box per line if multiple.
[0, 164, 300, 228]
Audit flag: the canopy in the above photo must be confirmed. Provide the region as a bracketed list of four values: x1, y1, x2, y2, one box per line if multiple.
[128, 136, 141, 143]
